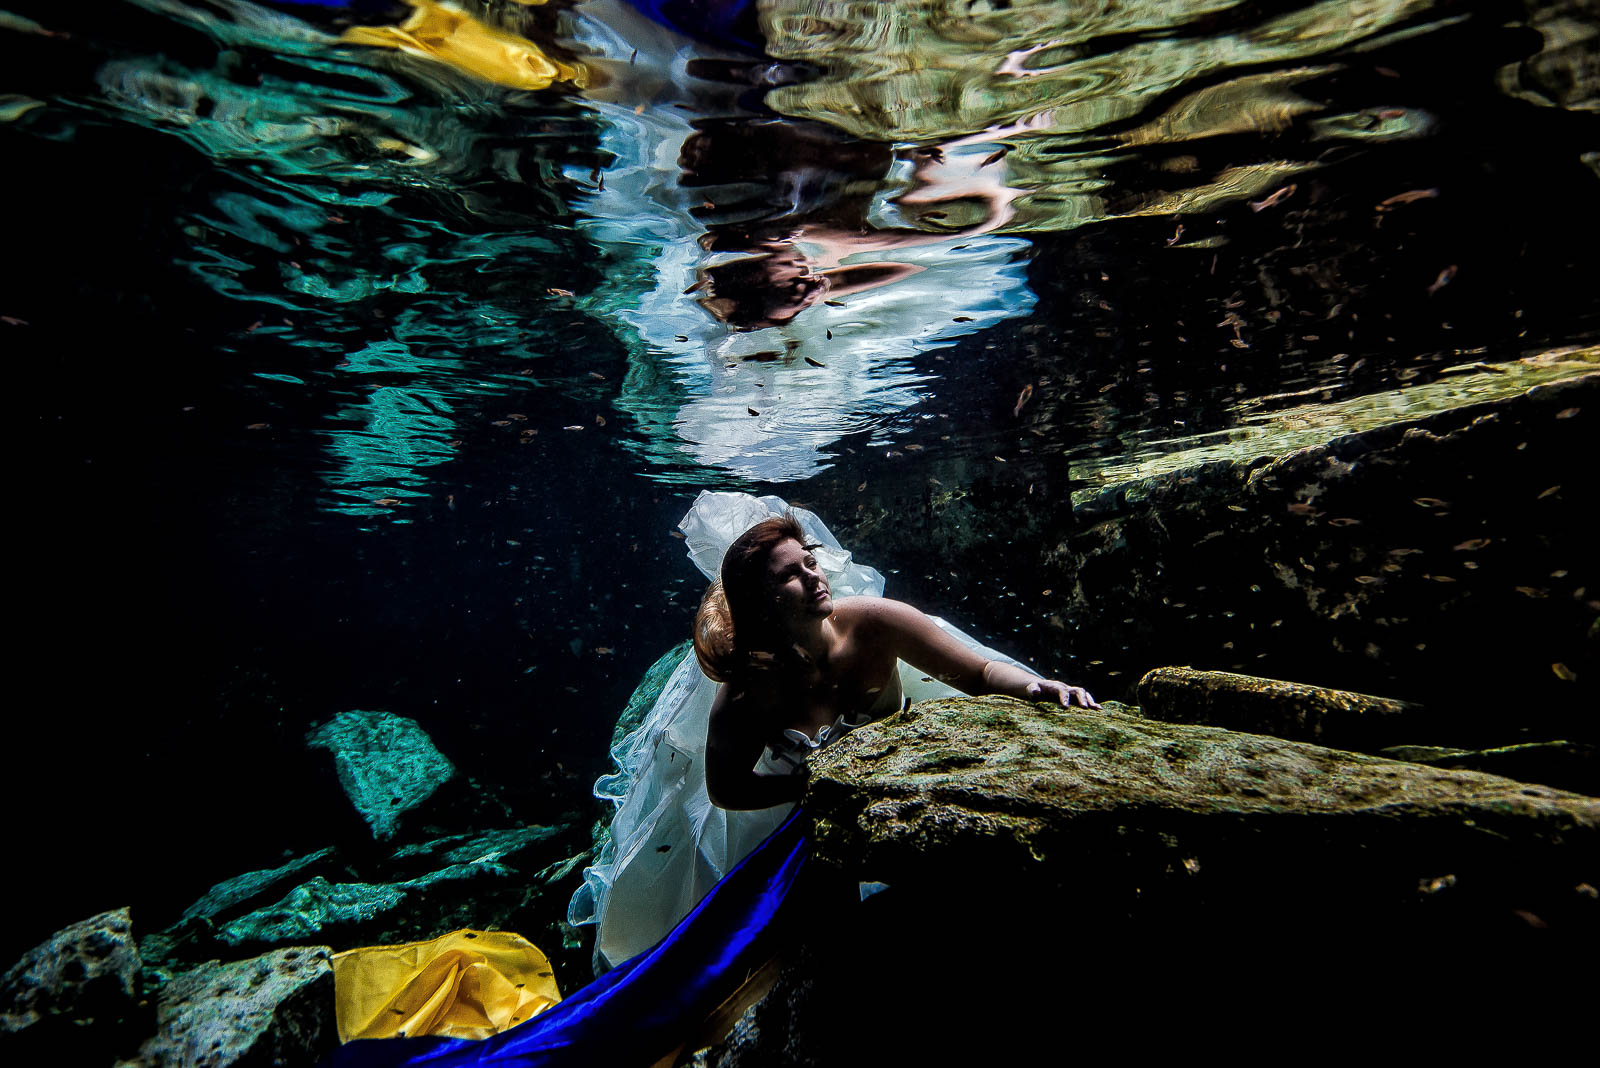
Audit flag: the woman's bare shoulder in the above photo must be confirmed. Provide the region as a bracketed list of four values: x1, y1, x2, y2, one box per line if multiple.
[830, 596, 925, 631]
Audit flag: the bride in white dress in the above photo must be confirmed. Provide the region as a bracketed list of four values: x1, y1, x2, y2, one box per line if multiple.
[568, 491, 1097, 969]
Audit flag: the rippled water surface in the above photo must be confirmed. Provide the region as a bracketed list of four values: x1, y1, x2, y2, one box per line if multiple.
[8, 0, 1598, 958]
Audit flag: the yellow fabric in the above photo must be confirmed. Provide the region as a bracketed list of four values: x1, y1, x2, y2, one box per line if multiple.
[341, 1, 587, 92]
[331, 929, 562, 1043]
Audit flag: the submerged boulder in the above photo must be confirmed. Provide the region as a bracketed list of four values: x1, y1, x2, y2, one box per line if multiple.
[1382, 739, 1597, 796]
[1, 907, 147, 1062]
[805, 697, 1597, 924]
[123, 947, 336, 1068]
[1135, 665, 1430, 750]
[307, 709, 457, 840]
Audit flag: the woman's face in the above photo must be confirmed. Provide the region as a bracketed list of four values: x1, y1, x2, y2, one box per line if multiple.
[764, 538, 832, 623]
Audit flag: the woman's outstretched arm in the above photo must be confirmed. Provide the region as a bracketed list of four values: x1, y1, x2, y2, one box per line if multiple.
[856, 598, 1101, 709]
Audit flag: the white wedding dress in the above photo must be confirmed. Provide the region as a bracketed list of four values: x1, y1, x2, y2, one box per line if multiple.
[567, 491, 1031, 969]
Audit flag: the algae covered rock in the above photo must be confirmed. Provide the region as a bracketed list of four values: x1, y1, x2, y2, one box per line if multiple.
[1135, 665, 1429, 750]
[123, 947, 336, 1068]
[306, 709, 456, 840]
[806, 696, 1599, 928]
[1382, 739, 1597, 796]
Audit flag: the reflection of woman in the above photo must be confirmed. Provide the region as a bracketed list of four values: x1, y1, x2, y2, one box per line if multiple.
[699, 514, 1097, 810]
[570, 493, 1093, 969]
[693, 139, 1027, 331]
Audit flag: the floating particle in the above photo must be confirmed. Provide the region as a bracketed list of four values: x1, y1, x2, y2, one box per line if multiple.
[805, 356, 826, 367]
[1453, 538, 1491, 551]
[1249, 184, 1297, 212]
[857, 483, 866, 492]
[595, 415, 606, 426]
[1042, 589, 1053, 596]
[1552, 662, 1577, 682]
[1013, 383, 1034, 416]
[1166, 223, 1185, 245]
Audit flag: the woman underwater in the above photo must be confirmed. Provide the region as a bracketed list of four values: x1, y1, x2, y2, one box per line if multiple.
[699, 512, 1099, 812]
[570, 492, 1096, 971]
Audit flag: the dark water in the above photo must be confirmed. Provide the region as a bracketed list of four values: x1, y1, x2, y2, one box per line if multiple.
[7, 0, 1598, 964]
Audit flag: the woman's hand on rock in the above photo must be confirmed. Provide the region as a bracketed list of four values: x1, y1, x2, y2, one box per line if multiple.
[1026, 679, 1101, 710]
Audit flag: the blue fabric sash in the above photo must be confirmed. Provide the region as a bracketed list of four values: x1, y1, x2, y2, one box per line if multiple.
[324, 809, 809, 1067]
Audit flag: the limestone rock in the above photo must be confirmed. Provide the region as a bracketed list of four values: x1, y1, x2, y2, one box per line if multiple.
[125, 947, 335, 1068]
[1382, 739, 1597, 796]
[1136, 665, 1428, 749]
[1, 907, 145, 1062]
[306, 709, 456, 840]
[807, 697, 1600, 929]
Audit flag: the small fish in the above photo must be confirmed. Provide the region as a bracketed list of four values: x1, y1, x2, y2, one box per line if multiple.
[1013, 383, 1034, 417]
[674, 334, 688, 342]
[905, 444, 924, 451]
[1227, 504, 1247, 513]
[1425, 265, 1457, 296]
[857, 482, 866, 492]
[748, 407, 760, 416]
[656, 845, 671, 853]
[595, 415, 606, 426]
[1355, 575, 1382, 585]
[953, 315, 974, 323]
[508, 412, 528, 420]
[1328, 517, 1362, 527]
[1428, 574, 1456, 582]
[1388, 547, 1422, 556]
[1552, 662, 1577, 682]
[1249, 184, 1296, 212]
[588, 372, 605, 381]
[1555, 407, 1579, 420]
[629, 48, 637, 63]
[980, 146, 1008, 168]
[824, 299, 845, 307]
[1514, 586, 1547, 598]
[1376, 188, 1438, 210]
[683, 280, 704, 294]
[805, 356, 826, 367]
[491, 419, 511, 427]
[546, 287, 574, 297]
[826, 329, 833, 340]
[0, 315, 30, 326]
[246, 422, 270, 430]
[1453, 538, 1490, 551]
[1413, 497, 1450, 508]
[1287, 502, 1318, 515]
[1537, 485, 1561, 499]
[562, 424, 584, 431]
[1166, 224, 1185, 245]
[374, 498, 401, 506]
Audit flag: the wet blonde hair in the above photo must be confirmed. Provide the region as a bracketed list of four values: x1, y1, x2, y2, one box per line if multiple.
[693, 514, 807, 683]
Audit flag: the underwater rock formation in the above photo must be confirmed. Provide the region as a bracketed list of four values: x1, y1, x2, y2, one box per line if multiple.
[1135, 665, 1429, 750]
[1, 907, 146, 1063]
[122, 947, 336, 1068]
[306, 709, 457, 840]
[1381, 739, 1598, 796]
[696, 694, 1597, 1062]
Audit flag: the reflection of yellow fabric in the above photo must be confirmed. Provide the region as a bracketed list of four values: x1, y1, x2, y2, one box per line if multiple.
[341, 1, 586, 92]
[331, 929, 561, 1043]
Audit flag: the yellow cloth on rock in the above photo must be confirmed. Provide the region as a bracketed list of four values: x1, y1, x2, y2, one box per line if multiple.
[331, 929, 561, 1043]
[340, 0, 587, 92]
